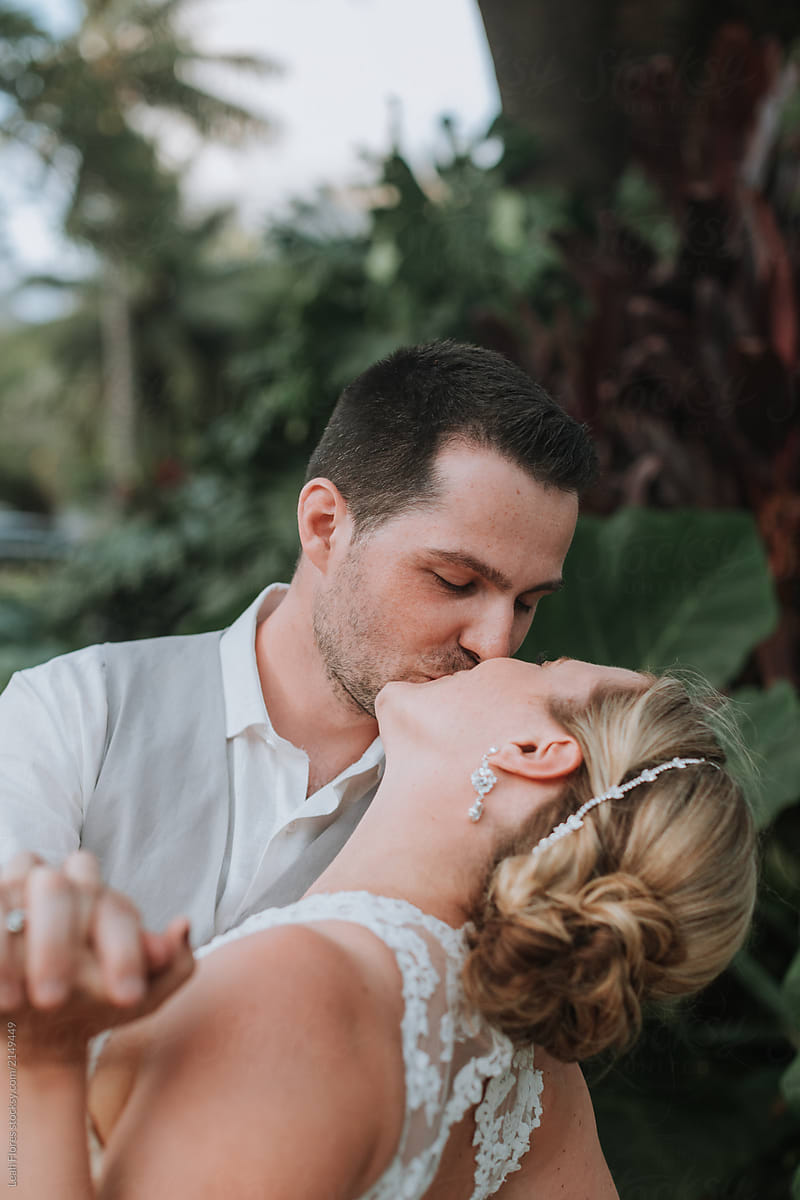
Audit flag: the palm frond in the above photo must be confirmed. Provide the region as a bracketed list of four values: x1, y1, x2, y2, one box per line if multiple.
[125, 71, 273, 139]
[182, 51, 282, 78]
[0, 5, 49, 42]
[17, 272, 88, 291]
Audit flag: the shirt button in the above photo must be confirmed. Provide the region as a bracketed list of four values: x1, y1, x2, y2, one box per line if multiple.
[286, 821, 298, 834]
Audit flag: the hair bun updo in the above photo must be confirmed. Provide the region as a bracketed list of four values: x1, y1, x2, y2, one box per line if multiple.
[462, 871, 685, 1063]
[461, 675, 758, 1064]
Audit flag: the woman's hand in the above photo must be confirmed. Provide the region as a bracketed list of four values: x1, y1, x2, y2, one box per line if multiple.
[0, 850, 195, 1064]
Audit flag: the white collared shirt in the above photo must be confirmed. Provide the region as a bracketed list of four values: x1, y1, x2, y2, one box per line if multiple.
[214, 584, 384, 931]
[0, 584, 384, 939]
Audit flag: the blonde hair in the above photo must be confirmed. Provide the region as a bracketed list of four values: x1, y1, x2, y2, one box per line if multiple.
[461, 675, 757, 1062]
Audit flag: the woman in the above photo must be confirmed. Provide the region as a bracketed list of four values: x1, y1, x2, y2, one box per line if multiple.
[2, 657, 756, 1199]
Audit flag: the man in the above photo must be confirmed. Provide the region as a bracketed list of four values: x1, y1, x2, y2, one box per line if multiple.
[0, 341, 593, 1003]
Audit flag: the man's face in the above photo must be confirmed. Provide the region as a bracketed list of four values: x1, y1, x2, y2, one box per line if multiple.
[312, 441, 579, 715]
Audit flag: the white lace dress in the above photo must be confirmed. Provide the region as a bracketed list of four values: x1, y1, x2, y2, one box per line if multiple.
[89, 891, 543, 1200]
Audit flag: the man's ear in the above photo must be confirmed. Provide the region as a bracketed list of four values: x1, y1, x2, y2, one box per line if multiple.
[489, 735, 582, 783]
[297, 477, 353, 572]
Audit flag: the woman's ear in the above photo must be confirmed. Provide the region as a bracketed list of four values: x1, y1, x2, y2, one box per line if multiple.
[297, 477, 353, 572]
[489, 735, 582, 783]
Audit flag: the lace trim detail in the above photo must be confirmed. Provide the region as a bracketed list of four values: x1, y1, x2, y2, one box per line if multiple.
[471, 1045, 544, 1199]
[351, 919, 517, 1200]
[196, 891, 467, 960]
[87, 1029, 111, 1078]
[86, 1030, 112, 1181]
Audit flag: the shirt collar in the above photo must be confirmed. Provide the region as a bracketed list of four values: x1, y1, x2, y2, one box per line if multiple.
[340, 732, 385, 782]
[219, 583, 289, 738]
[219, 582, 385, 782]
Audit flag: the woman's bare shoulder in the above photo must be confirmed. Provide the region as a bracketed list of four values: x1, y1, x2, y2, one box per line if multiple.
[94, 920, 406, 1199]
[492, 1048, 620, 1200]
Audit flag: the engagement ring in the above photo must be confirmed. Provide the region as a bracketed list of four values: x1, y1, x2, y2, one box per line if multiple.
[4, 908, 26, 935]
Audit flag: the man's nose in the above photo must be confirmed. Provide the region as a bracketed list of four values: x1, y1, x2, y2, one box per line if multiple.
[458, 603, 517, 663]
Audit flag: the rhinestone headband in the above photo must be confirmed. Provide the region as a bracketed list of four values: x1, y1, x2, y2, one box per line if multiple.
[530, 756, 716, 858]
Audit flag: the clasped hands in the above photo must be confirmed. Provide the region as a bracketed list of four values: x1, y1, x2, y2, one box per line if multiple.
[0, 850, 194, 1064]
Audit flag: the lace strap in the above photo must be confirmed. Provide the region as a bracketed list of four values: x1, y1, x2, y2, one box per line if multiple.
[470, 1045, 543, 1199]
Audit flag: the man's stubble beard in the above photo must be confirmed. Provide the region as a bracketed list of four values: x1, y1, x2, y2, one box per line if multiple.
[311, 546, 476, 718]
[312, 548, 391, 718]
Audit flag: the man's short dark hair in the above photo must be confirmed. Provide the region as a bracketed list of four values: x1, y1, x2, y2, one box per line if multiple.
[305, 340, 597, 533]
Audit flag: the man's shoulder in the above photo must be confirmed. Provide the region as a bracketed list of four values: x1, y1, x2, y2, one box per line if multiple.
[4, 632, 227, 729]
[2, 642, 109, 713]
[98, 631, 227, 724]
[11, 629, 223, 688]
[101, 628, 224, 667]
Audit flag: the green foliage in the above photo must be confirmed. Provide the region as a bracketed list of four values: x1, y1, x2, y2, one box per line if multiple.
[595, 1061, 798, 1199]
[0, 566, 65, 683]
[783, 951, 800, 1164]
[0, 0, 274, 257]
[0, 0, 277, 494]
[520, 509, 779, 686]
[0, 3, 45, 42]
[732, 683, 800, 830]
[783, 1040, 800, 1114]
[47, 468, 304, 645]
[613, 164, 680, 261]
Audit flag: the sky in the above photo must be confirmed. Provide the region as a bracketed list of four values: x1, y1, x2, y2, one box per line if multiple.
[2, 0, 500, 295]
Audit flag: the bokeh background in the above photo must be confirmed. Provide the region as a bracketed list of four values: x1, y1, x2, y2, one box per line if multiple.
[0, 2, 798, 1195]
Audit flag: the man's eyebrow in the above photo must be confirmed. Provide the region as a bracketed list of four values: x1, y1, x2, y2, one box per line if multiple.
[427, 550, 564, 595]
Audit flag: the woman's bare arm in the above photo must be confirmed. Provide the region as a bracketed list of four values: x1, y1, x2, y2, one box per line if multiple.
[97, 923, 405, 1200]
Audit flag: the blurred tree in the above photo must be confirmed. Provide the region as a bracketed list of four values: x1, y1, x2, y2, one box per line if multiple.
[0, 0, 275, 494]
[476, 0, 800, 191]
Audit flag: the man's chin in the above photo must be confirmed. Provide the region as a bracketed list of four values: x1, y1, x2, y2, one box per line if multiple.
[327, 669, 378, 719]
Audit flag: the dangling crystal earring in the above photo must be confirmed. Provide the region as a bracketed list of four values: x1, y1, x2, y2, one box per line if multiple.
[468, 747, 498, 822]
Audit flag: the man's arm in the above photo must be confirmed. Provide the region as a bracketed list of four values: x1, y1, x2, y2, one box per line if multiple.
[0, 647, 108, 865]
[0, 650, 107, 1009]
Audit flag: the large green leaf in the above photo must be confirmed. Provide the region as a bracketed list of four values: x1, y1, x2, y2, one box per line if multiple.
[784, 948, 800, 1032]
[782, 1052, 800, 1119]
[731, 950, 797, 1027]
[732, 682, 800, 830]
[521, 508, 778, 685]
[779, 939, 800, 1141]
[595, 1060, 796, 1199]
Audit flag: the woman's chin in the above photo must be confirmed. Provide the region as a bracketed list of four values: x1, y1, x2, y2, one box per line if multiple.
[374, 677, 433, 726]
[374, 679, 400, 716]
